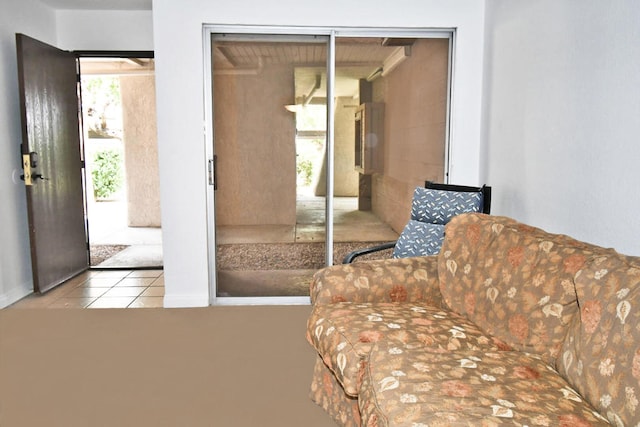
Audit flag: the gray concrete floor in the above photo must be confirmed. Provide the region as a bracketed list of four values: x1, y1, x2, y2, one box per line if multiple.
[88, 198, 163, 268]
[216, 196, 398, 297]
[217, 196, 398, 244]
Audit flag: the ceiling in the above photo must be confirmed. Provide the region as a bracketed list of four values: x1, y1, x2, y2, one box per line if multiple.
[38, 0, 151, 10]
[79, 57, 154, 75]
[213, 38, 414, 101]
[213, 38, 394, 70]
[35, 0, 413, 101]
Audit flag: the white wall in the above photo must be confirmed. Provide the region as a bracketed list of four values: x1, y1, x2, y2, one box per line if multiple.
[0, 0, 58, 308]
[0, 3, 154, 308]
[152, 0, 487, 307]
[4, 0, 637, 309]
[482, 1, 640, 255]
[56, 10, 153, 51]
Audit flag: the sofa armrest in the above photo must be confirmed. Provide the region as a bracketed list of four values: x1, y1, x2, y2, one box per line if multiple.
[310, 256, 443, 307]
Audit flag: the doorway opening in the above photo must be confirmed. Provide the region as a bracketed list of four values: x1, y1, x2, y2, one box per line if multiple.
[294, 103, 326, 199]
[79, 56, 163, 269]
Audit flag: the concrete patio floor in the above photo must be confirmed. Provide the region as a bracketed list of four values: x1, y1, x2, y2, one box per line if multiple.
[88, 198, 163, 268]
[217, 196, 398, 244]
[215, 196, 398, 297]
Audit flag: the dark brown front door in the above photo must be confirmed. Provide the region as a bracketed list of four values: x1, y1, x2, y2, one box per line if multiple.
[16, 34, 89, 293]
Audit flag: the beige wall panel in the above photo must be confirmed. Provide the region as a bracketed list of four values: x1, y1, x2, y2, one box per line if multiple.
[315, 97, 358, 197]
[120, 75, 161, 227]
[214, 65, 297, 226]
[371, 38, 449, 232]
[334, 97, 359, 196]
[372, 174, 413, 233]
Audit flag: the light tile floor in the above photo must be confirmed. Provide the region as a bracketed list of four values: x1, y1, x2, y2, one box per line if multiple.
[8, 269, 164, 309]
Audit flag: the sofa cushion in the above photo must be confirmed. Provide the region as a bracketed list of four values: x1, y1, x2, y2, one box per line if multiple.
[310, 256, 444, 307]
[438, 213, 595, 364]
[558, 252, 640, 426]
[392, 221, 444, 258]
[359, 346, 610, 426]
[309, 356, 360, 427]
[307, 302, 510, 397]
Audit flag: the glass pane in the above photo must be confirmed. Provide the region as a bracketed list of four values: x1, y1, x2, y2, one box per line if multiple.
[210, 32, 452, 300]
[211, 34, 328, 298]
[333, 37, 451, 264]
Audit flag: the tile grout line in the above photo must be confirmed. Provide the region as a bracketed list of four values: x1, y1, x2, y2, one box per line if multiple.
[8, 269, 164, 309]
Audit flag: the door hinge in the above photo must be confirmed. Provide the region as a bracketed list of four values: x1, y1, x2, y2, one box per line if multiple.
[208, 155, 217, 189]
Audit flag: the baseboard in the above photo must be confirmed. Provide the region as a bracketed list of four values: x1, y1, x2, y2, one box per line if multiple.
[0, 283, 33, 309]
[162, 294, 209, 308]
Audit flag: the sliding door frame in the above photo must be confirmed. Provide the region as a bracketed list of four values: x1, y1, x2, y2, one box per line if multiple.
[203, 24, 454, 306]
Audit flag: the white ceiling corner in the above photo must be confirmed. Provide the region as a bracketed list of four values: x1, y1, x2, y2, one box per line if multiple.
[38, 0, 152, 10]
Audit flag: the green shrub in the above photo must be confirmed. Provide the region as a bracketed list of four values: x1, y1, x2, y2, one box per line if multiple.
[297, 159, 314, 186]
[92, 149, 123, 200]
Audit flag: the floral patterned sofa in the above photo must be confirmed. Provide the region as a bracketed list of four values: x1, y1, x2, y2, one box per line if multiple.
[306, 212, 640, 426]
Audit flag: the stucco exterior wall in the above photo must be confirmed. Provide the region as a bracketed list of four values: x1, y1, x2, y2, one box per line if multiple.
[214, 64, 297, 226]
[372, 38, 450, 233]
[120, 74, 161, 227]
[314, 96, 359, 197]
[333, 97, 359, 197]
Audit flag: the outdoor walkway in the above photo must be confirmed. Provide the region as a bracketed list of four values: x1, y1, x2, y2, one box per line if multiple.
[215, 196, 398, 297]
[216, 196, 398, 244]
[88, 198, 163, 268]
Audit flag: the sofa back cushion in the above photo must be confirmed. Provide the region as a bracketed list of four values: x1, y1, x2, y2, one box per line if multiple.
[438, 213, 594, 364]
[558, 252, 640, 426]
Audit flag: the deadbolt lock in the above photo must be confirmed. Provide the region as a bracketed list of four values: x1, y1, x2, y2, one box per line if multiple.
[21, 154, 32, 186]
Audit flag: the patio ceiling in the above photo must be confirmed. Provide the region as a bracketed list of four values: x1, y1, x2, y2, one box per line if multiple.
[213, 37, 415, 100]
[79, 57, 154, 75]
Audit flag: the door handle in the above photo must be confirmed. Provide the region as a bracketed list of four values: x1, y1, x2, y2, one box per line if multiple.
[208, 155, 217, 190]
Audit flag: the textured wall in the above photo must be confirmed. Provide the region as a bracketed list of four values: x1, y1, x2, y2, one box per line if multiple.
[372, 38, 450, 233]
[314, 96, 359, 197]
[333, 97, 359, 197]
[214, 64, 297, 226]
[121, 75, 161, 227]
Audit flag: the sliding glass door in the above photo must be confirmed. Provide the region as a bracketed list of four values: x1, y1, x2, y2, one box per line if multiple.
[209, 33, 329, 302]
[205, 27, 452, 305]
